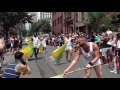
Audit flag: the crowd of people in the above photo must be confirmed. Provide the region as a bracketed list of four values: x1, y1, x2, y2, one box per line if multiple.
[0, 28, 120, 78]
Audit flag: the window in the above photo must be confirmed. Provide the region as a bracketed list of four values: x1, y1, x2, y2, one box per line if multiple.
[75, 13, 78, 23]
[55, 20, 56, 26]
[81, 12, 84, 22]
[60, 16, 62, 23]
[52, 21, 54, 26]
[57, 18, 59, 24]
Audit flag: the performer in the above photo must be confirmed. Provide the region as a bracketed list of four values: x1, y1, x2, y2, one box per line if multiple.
[64, 36, 102, 78]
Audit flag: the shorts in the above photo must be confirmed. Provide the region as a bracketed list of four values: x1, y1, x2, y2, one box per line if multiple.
[100, 48, 107, 56]
[43, 45, 46, 48]
[85, 58, 102, 66]
[107, 47, 113, 55]
[65, 46, 73, 51]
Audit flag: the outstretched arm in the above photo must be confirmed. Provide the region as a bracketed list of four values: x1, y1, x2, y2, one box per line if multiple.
[63, 49, 81, 74]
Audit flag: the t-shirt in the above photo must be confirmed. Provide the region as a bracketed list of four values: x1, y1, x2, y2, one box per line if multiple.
[32, 37, 39, 48]
[117, 40, 120, 49]
[106, 30, 112, 36]
[95, 36, 100, 43]
[65, 37, 72, 47]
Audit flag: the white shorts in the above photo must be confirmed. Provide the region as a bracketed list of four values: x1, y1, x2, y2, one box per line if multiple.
[100, 48, 107, 56]
[33, 44, 38, 48]
[43, 44, 46, 48]
[85, 59, 101, 66]
[65, 46, 73, 51]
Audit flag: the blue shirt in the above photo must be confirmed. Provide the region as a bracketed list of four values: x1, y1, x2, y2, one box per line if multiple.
[2, 62, 21, 78]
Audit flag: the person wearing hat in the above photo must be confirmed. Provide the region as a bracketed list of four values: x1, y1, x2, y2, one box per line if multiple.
[1, 52, 31, 78]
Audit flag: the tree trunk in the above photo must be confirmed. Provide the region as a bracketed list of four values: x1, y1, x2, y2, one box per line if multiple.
[4, 26, 9, 38]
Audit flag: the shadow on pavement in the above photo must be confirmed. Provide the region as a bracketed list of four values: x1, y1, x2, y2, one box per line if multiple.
[28, 57, 46, 61]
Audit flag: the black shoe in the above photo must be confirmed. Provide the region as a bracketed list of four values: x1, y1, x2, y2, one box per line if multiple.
[67, 60, 72, 63]
[35, 56, 38, 59]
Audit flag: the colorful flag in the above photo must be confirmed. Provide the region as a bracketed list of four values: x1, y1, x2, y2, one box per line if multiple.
[20, 44, 34, 58]
[38, 43, 43, 54]
[50, 74, 64, 78]
[52, 44, 66, 64]
[24, 38, 32, 44]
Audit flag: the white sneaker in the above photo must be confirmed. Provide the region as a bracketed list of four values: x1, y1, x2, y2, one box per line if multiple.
[114, 71, 117, 74]
[110, 70, 117, 74]
[110, 70, 114, 73]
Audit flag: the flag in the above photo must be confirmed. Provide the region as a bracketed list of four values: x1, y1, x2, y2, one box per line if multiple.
[52, 44, 66, 64]
[20, 44, 34, 58]
[38, 43, 43, 54]
[50, 74, 64, 78]
[24, 38, 32, 44]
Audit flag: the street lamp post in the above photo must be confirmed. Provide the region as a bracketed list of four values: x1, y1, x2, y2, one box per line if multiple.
[74, 12, 76, 34]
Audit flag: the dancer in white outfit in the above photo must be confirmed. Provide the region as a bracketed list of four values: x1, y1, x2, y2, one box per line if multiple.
[64, 36, 102, 78]
[64, 34, 74, 62]
[42, 35, 49, 52]
[31, 34, 39, 59]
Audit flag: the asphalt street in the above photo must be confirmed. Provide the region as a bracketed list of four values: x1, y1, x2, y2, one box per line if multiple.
[1, 45, 120, 78]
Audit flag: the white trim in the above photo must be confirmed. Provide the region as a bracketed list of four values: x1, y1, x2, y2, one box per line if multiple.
[4, 72, 19, 76]
[6, 68, 15, 70]
[9, 64, 16, 65]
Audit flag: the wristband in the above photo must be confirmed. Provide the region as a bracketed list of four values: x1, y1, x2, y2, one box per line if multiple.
[89, 62, 93, 66]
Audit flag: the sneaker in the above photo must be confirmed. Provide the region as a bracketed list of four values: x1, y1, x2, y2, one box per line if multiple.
[110, 70, 114, 73]
[66, 60, 72, 63]
[114, 71, 117, 74]
[54, 62, 58, 65]
[110, 70, 117, 74]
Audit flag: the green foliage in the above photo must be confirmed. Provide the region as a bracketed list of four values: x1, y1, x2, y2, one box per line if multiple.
[9, 31, 17, 36]
[0, 12, 33, 36]
[30, 19, 51, 34]
[21, 29, 28, 37]
[86, 12, 112, 33]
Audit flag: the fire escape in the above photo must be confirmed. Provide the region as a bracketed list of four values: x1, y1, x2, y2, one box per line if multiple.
[64, 12, 74, 34]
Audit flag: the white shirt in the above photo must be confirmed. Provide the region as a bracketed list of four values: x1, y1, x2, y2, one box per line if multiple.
[117, 40, 120, 48]
[107, 39, 113, 45]
[112, 38, 116, 47]
[81, 42, 101, 65]
[42, 38, 47, 47]
[65, 37, 72, 47]
[106, 30, 112, 36]
[33, 37, 39, 48]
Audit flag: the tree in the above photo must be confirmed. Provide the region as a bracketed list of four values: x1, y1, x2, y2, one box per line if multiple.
[30, 19, 51, 35]
[21, 29, 28, 37]
[86, 12, 112, 33]
[39, 19, 51, 33]
[0, 12, 33, 37]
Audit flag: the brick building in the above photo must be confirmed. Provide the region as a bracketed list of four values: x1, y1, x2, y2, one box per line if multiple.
[52, 12, 63, 35]
[52, 12, 87, 35]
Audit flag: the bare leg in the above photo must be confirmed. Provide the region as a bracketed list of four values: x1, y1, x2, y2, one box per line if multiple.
[69, 49, 73, 61]
[93, 65, 102, 78]
[113, 56, 117, 72]
[66, 50, 68, 60]
[84, 68, 91, 78]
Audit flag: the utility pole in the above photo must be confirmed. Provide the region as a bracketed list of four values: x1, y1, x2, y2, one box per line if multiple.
[74, 12, 76, 34]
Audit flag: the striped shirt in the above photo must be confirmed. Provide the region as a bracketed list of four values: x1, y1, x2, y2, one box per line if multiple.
[2, 62, 21, 78]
